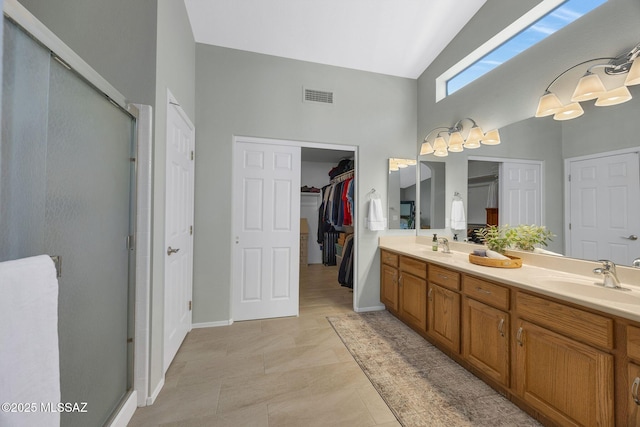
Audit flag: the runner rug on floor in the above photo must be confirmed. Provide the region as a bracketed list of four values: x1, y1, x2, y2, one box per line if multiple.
[327, 311, 541, 427]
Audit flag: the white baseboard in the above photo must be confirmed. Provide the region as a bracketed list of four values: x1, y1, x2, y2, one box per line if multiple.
[146, 377, 165, 406]
[354, 305, 386, 313]
[192, 319, 233, 328]
[109, 391, 137, 427]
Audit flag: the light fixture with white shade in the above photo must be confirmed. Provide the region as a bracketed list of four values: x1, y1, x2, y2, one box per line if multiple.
[535, 42, 640, 120]
[420, 118, 500, 157]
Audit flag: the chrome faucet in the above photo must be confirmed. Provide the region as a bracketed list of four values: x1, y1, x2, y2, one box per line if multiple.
[438, 237, 451, 254]
[593, 260, 622, 289]
[633, 258, 640, 268]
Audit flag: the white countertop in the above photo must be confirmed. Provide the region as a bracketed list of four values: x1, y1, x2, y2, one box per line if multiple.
[379, 236, 640, 323]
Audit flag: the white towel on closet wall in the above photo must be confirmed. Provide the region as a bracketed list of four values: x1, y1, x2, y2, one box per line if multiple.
[0, 255, 60, 427]
[367, 198, 386, 231]
[451, 199, 467, 231]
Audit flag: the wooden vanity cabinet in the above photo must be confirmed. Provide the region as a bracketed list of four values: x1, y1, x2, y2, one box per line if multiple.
[462, 276, 510, 387]
[515, 292, 615, 427]
[398, 256, 427, 332]
[627, 326, 640, 426]
[379, 251, 427, 332]
[427, 265, 461, 353]
[380, 250, 399, 314]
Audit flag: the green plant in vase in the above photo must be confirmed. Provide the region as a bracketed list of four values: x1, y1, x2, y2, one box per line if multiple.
[476, 225, 511, 254]
[506, 224, 554, 251]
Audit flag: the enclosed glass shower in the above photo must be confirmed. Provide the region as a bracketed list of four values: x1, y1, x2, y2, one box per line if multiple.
[1, 17, 136, 426]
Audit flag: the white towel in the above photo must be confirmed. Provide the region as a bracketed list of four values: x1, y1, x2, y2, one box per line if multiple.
[486, 181, 498, 208]
[0, 255, 60, 427]
[533, 247, 564, 257]
[450, 199, 466, 231]
[367, 198, 386, 231]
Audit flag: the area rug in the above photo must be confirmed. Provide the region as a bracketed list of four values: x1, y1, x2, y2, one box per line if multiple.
[327, 311, 541, 427]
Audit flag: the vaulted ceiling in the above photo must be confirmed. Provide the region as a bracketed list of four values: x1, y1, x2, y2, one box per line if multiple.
[184, 0, 486, 79]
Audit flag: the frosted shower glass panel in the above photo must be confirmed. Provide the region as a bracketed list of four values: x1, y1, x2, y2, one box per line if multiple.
[46, 60, 134, 427]
[0, 20, 50, 262]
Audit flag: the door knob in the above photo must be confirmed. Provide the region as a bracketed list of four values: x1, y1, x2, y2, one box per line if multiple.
[622, 234, 638, 241]
[167, 246, 180, 256]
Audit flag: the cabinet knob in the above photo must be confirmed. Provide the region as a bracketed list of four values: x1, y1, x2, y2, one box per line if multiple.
[498, 319, 505, 337]
[632, 377, 640, 405]
[476, 286, 492, 295]
[428, 288, 433, 300]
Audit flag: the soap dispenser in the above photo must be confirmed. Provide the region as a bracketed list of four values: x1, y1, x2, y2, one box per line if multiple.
[432, 234, 438, 251]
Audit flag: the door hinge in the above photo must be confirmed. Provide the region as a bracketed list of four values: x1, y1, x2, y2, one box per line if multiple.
[191, 151, 194, 161]
[127, 337, 133, 343]
[190, 225, 193, 235]
[568, 174, 571, 182]
[130, 157, 136, 162]
[569, 223, 572, 230]
[188, 301, 192, 311]
[126, 235, 135, 250]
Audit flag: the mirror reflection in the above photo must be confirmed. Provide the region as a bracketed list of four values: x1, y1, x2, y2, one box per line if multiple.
[460, 92, 640, 266]
[419, 161, 446, 229]
[388, 158, 417, 229]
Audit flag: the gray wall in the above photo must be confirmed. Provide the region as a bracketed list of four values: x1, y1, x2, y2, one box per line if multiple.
[17, 0, 157, 106]
[194, 44, 417, 322]
[417, 0, 640, 252]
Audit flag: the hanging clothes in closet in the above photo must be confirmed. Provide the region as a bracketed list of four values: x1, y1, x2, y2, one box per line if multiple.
[338, 234, 354, 288]
[317, 167, 355, 266]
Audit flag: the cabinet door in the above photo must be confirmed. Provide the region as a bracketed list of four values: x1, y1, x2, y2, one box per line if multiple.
[629, 363, 640, 427]
[427, 283, 460, 353]
[463, 297, 509, 386]
[381, 264, 399, 313]
[399, 273, 427, 332]
[515, 320, 614, 427]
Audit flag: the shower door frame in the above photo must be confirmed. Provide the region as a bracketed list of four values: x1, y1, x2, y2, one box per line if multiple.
[3, 0, 153, 424]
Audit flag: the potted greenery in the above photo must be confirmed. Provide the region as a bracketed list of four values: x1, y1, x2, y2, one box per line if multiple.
[476, 224, 554, 254]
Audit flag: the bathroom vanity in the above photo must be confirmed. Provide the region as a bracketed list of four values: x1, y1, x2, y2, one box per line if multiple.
[379, 236, 640, 427]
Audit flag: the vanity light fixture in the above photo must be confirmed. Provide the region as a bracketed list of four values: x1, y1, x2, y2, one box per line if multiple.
[535, 42, 640, 120]
[388, 158, 416, 173]
[419, 118, 501, 157]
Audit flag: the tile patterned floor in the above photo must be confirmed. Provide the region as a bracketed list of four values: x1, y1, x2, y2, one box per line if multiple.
[129, 264, 400, 426]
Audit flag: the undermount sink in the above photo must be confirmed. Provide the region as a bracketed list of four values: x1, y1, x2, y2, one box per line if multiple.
[534, 276, 640, 305]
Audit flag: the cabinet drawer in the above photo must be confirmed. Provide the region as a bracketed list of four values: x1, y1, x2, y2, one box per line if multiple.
[428, 264, 460, 291]
[381, 250, 399, 268]
[463, 275, 509, 311]
[628, 325, 640, 362]
[516, 291, 614, 350]
[400, 256, 427, 279]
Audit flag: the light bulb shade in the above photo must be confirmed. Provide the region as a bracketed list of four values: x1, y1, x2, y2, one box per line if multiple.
[553, 102, 584, 120]
[433, 136, 447, 151]
[625, 58, 640, 86]
[571, 73, 606, 102]
[447, 131, 464, 147]
[397, 163, 408, 168]
[595, 86, 632, 106]
[535, 92, 563, 117]
[433, 148, 449, 157]
[448, 141, 464, 152]
[406, 159, 417, 166]
[464, 126, 483, 148]
[420, 141, 434, 155]
[481, 129, 501, 145]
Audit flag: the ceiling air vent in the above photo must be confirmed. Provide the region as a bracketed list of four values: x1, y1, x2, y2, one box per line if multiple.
[304, 88, 334, 104]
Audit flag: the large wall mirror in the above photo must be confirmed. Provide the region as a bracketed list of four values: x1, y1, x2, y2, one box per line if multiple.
[419, 161, 446, 229]
[455, 88, 640, 266]
[388, 158, 417, 229]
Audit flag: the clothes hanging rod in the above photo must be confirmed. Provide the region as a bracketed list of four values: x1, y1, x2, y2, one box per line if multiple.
[330, 169, 354, 183]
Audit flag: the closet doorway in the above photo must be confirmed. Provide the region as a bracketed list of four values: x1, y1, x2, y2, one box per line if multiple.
[231, 136, 357, 322]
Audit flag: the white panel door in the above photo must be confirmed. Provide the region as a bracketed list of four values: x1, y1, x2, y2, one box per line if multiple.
[500, 162, 542, 226]
[233, 141, 301, 321]
[568, 152, 640, 265]
[164, 95, 195, 371]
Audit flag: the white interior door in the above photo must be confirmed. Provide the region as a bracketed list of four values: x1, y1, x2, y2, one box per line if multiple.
[500, 161, 542, 226]
[568, 152, 640, 265]
[164, 93, 195, 371]
[233, 140, 301, 321]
